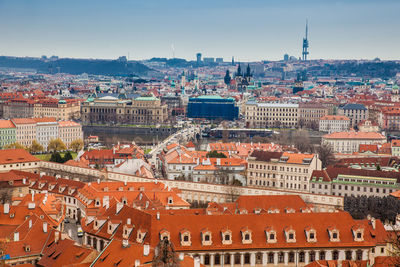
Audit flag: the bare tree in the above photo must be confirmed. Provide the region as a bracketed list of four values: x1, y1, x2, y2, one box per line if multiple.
[0, 191, 11, 204]
[152, 237, 180, 267]
[316, 143, 335, 168]
[298, 118, 305, 129]
[293, 131, 313, 153]
[273, 120, 282, 129]
[224, 180, 242, 202]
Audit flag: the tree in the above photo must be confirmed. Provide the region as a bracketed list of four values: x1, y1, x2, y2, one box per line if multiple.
[69, 139, 84, 152]
[63, 151, 73, 162]
[0, 191, 11, 204]
[293, 131, 313, 153]
[4, 142, 26, 150]
[152, 237, 179, 267]
[317, 143, 335, 168]
[48, 138, 67, 152]
[309, 120, 319, 131]
[273, 120, 282, 129]
[49, 152, 63, 163]
[224, 180, 241, 202]
[224, 70, 231, 86]
[298, 119, 305, 129]
[29, 140, 44, 154]
[206, 150, 227, 158]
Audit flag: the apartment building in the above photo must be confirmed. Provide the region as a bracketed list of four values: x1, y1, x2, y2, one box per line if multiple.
[245, 101, 298, 128]
[0, 119, 16, 148]
[33, 99, 81, 120]
[33, 117, 59, 150]
[310, 167, 400, 197]
[247, 151, 322, 192]
[3, 98, 81, 120]
[11, 118, 37, 147]
[319, 115, 350, 133]
[322, 132, 386, 154]
[58, 120, 83, 148]
[338, 104, 368, 127]
[299, 103, 329, 127]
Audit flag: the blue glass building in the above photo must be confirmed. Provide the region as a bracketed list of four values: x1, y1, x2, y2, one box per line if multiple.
[187, 95, 239, 120]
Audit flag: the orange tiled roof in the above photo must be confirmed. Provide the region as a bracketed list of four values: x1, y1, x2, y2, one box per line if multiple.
[323, 132, 386, 140]
[320, 115, 350, 121]
[0, 119, 16, 128]
[0, 149, 41, 165]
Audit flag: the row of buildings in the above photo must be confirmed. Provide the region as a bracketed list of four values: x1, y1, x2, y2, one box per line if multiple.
[1, 97, 81, 120]
[245, 102, 368, 129]
[0, 117, 83, 149]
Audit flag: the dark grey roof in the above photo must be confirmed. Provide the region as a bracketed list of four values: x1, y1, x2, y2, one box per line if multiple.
[341, 103, 367, 110]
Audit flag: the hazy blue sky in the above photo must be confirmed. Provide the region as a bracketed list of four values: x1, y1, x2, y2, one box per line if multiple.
[0, 0, 399, 61]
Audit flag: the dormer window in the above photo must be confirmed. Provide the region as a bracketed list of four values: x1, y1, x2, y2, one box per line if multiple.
[136, 229, 146, 243]
[180, 230, 191, 246]
[352, 226, 364, 242]
[265, 227, 277, 243]
[221, 229, 232, 245]
[305, 227, 317, 242]
[122, 225, 133, 239]
[328, 227, 340, 242]
[24, 245, 31, 252]
[241, 227, 252, 244]
[284, 227, 296, 243]
[168, 196, 173, 204]
[201, 229, 212, 246]
[159, 229, 170, 241]
[95, 198, 101, 207]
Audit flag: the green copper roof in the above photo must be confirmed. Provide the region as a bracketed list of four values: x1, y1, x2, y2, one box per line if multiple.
[85, 97, 94, 102]
[58, 99, 66, 104]
[135, 96, 159, 101]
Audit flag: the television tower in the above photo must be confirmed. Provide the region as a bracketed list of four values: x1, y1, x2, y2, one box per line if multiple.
[302, 19, 309, 61]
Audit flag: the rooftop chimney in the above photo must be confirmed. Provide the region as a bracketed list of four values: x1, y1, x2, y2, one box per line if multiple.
[14, 232, 19, 242]
[22, 178, 26, 184]
[194, 257, 200, 267]
[97, 178, 100, 184]
[135, 260, 140, 267]
[127, 218, 131, 225]
[122, 239, 129, 248]
[143, 244, 150, 256]
[4, 203, 10, 214]
[179, 253, 184, 261]
[43, 222, 48, 233]
[55, 231, 59, 243]
[156, 212, 160, 220]
[29, 219, 32, 229]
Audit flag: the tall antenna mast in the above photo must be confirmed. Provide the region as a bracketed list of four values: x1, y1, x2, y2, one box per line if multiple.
[171, 44, 175, 59]
[302, 19, 309, 61]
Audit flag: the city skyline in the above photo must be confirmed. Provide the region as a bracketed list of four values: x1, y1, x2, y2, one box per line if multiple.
[0, 0, 400, 61]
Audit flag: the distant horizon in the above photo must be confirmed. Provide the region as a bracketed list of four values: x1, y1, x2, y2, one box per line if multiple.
[1, 54, 399, 63]
[0, 0, 399, 61]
